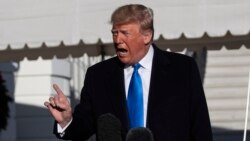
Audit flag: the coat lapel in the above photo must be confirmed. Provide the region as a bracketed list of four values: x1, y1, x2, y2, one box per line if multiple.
[146, 46, 171, 127]
[104, 58, 129, 132]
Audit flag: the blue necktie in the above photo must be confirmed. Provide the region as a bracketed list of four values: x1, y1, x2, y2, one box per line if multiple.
[127, 63, 144, 128]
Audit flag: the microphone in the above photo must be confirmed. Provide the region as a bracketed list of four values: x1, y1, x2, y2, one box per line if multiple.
[126, 127, 154, 141]
[97, 113, 122, 141]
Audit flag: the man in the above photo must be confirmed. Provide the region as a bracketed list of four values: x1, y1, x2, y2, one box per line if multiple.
[44, 4, 213, 141]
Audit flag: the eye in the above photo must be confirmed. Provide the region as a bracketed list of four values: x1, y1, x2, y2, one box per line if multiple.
[111, 30, 118, 36]
[121, 31, 130, 36]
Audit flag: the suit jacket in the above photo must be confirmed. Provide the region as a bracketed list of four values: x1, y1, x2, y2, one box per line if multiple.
[55, 45, 213, 141]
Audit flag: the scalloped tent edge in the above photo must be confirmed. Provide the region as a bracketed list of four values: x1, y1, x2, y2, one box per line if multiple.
[0, 32, 250, 62]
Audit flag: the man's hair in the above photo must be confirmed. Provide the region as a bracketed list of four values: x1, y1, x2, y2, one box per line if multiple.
[111, 4, 154, 35]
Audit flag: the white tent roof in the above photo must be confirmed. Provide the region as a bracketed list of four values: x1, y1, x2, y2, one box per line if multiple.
[0, 0, 250, 61]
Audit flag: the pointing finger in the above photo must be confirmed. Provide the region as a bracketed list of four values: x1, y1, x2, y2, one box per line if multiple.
[53, 84, 65, 97]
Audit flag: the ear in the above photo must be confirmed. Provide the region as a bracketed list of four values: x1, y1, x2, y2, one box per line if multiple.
[143, 31, 153, 45]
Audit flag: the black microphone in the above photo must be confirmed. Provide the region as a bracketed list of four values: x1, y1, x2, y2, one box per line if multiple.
[126, 127, 154, 141]
[97, 113, 122, 141]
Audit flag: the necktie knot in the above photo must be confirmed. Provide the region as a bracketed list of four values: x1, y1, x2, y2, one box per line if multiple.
[133, 63, 141, 71]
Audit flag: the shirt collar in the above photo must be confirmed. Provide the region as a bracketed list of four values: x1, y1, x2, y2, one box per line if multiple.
[124, 45, 154, 70]
[138, 45, 154, 70]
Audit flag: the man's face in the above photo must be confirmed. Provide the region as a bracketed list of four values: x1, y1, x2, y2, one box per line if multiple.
[111, 22, 152, 65]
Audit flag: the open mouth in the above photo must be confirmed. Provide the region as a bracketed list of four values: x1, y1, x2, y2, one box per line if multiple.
[116, 48, 128, 56]
[116, 48, 127, 52]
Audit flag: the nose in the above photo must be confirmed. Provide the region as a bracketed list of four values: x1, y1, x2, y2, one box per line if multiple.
[113, 33, 123, 44]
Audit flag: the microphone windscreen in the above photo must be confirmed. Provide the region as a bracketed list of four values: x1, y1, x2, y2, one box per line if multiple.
[126, 127, 154, 141]
[97, 113, 122, 141]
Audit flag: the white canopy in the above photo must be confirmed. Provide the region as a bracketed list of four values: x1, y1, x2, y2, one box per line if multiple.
[0, 0, 250, 61]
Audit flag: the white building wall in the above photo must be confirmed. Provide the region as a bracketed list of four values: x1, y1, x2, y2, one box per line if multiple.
[204, 46, 250, 141]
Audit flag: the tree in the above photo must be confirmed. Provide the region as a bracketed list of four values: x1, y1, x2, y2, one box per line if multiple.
[0, 72, 12, 132]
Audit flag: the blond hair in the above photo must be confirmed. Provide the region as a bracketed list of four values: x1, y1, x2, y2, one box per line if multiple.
[111, 4, 154, 36]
